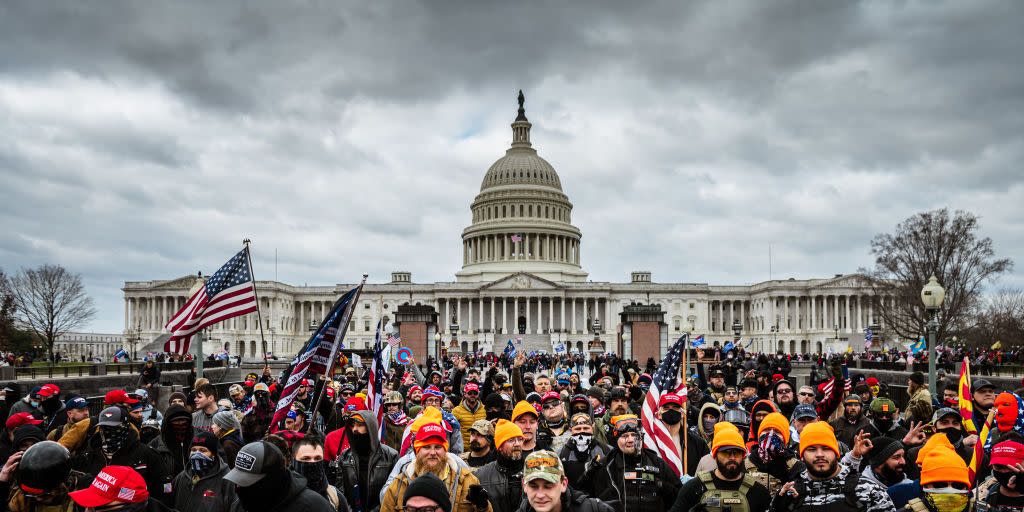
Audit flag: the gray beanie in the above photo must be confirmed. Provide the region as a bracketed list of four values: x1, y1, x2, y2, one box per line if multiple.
[213, 409, 242, 432]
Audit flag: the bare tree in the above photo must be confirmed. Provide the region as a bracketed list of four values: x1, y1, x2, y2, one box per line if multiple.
[965, 289, 1024, 348]
[0, 270, 16, 349]
[864, 209, 1012, 345]
[7, 264, 96, 362]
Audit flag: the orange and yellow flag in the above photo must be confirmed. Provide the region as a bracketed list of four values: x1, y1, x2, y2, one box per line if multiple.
[969, 410, 994, 485]
[959, 356, 978, 434]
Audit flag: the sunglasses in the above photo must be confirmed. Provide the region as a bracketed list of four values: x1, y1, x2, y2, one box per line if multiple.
[542, 402, 560, 410]
[798, 392, 814, 397]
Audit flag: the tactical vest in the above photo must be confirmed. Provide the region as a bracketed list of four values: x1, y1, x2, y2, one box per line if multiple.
[697, 472, 756, 512]
[744, 457, 796, 495]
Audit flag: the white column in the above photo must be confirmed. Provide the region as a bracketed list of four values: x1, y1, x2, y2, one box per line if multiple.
[513, 297, 519, 334]
[502, 298, 508, 335]
[548, 298, 553, 333]
[124, 299, 129, 330]
[782, 297, 789, 332]
[844, 295, 851, 332]
[571, 298, 577, 334]
[809, 296, 816, 331]
[478, 299, 484, 334]
[868, 297, 874, 325]
[560, 298, 566, 333]
[526, 298, 532, 334]
[605, 299, 611, 334]
[491, 297, 496, 334]
[856, 296, 863, 331]
[456, 299, 463, 333]
[832, 295, 839, 329]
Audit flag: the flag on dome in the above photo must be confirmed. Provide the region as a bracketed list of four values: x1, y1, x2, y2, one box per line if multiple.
[164, 248, 258, 355]
[510, 234, 522, 243]
[641, 334, 688, 477]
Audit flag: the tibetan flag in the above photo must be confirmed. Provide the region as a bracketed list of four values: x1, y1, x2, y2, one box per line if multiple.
[969, 410, 994, 485]
[959, 356, 977, 434]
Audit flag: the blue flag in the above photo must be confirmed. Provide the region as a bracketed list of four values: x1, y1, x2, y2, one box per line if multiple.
[504, 339, 517, 357]
[690, 335, 706, 348]
[722, 341, 736, 353]
[910, 337, 926, 354]
[114, 348, 128, 360]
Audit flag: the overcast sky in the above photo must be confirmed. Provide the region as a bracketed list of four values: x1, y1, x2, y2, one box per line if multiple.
[1, 1, 1022, 333]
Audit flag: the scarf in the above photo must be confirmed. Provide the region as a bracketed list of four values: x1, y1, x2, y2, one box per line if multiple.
[387, 410, 412, 426]
[101, 426, 129, 459]
[757, 431, 785, 462]
[292, 460, 328, 497]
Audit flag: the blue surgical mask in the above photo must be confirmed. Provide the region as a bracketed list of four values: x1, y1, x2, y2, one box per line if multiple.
[30, 400, 40, 408]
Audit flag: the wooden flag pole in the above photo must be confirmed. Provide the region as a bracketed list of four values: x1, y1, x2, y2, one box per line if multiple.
[682, 332, 689, 475]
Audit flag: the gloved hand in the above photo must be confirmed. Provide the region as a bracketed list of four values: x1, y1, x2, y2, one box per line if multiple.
[467, 484, 489, 509]
[829, 358, 844, 379]
[679, 474, 694, 485]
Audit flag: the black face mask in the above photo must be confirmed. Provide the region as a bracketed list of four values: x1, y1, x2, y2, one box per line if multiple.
[661, 410, 682, 426]
[874, 418, 894, 433]
[292, 460, 328, 496]
[878, 465, 905, 486]
[236, 467, 292, 512]
[349, 430, 371, 454]
[994, 470, 1017, 490]
[939, 427, 963, 445]
[486, 408, 507, 421]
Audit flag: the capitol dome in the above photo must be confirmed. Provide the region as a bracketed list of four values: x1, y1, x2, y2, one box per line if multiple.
[456, 92, 587, 283]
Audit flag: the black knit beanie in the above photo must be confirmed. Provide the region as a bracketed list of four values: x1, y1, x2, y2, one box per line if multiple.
[404, 473, 451, 512]
[868, 436, 902, 467]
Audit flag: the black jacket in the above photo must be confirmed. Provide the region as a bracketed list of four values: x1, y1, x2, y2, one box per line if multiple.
[74, 428, 172, 505]
[228, 472, 335, 512]
[515, 489, 613, 512]
[475, 457, 526, 512]
[172, 461, 237, 512]
[583, 447, 681, 512]
[152, 405, 193, 477]
[335, 411, 399, 512]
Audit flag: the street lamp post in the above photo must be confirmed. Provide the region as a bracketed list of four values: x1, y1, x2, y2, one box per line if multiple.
[731, 320, 742, 345]
[770, 325, 778, 354]
[834, 324, 840, 353]
[921, 276, 946, 397]
[433, 332, 442, 360]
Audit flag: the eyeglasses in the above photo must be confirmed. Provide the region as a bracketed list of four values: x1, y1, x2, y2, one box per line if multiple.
[798, 392, 814, 397]
[402, 506, 442, 512]
[776, 389, 793, 395]
[542, 402, 560, 410]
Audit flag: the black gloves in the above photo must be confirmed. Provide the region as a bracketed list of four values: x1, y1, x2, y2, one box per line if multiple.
[467, 484, 490, 509]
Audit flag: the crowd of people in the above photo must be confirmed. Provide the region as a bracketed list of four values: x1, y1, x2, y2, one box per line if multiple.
[0, 347, 1022, 512]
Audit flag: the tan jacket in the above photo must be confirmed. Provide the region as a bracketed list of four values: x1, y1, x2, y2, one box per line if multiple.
[905, 387, 933, 423]
[380, 453, 492, 512]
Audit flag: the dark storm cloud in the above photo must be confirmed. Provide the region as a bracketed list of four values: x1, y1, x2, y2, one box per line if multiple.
[0, 0, 1021, 331]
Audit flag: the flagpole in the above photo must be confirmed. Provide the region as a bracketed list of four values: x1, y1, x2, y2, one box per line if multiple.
[242, 239, 269, 366]
[307, 274, 368, 434]
[682, 332, 689, 475]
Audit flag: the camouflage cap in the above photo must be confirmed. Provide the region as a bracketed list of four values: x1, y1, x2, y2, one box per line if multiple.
[869, 397, 897, 415]
[469, 419, 494, 436]
[523, 450, 564, 484]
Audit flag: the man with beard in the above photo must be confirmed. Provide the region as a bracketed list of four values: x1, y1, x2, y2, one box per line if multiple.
[829, 396, 870, 449]
[338, 410, 399, 512]
[225, 441, 335, 512]
[77, 406, 171, 505]
[380, 423, 492, 512]
[46, 396, 91, 455]
[475, 420, 526, 512]
[519, 450, 612, 512]
[705, 368, 727, 405]
[745, 412, 803, 496]
[513, 401, 542, 455]
[669, 421, 772, 512]
[461, 420, 496, 469]
[977, 435, 1024, 510]
[453, 383, 487, 442]
[771, 379, 799, 420]
[601, 388, 630, 427]
[558, 413, 608, 488]
[537, 393, 569, 453]
[771, 422, 896, 512]
[241, 383, 274, 443]
[584, 415, 680, 512]
[861, 437, 912, 488]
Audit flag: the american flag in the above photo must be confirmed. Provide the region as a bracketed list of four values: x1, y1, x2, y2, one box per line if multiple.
[386, 332, 401, 348]
[271, 285, 361, 430]
[641, 334, 688, 476]
[164, 248, 258, 355]
[368, 320, 392, 439]
[510, 234, 522, 243]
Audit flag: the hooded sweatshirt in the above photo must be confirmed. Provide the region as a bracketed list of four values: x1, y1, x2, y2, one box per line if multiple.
[153, 405, 194, 476]
[694, 402, 721, 447]
[338, 409, 400, 512]
[747, 400, 780, 447]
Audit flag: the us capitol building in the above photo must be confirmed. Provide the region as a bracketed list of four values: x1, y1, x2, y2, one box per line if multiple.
[121, 94, 887, 364]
